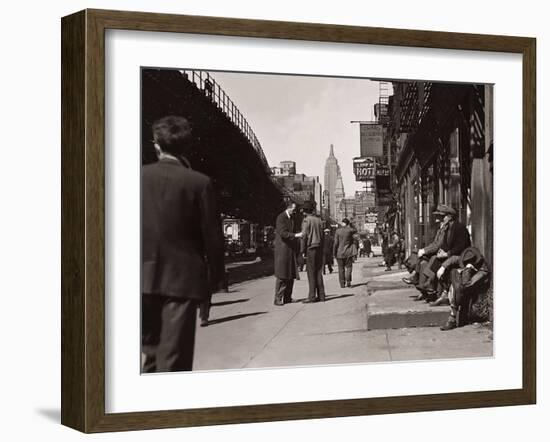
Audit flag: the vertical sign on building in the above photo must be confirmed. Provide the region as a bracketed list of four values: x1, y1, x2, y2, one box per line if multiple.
[360, 124, 384, 157]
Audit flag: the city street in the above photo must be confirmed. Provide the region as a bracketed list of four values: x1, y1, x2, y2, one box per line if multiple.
[194, 254, 493, 371]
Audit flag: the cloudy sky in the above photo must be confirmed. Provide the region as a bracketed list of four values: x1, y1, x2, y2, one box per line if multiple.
[208, 70, 383, 195]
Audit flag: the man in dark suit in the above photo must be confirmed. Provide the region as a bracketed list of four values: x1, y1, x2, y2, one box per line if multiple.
[273, 202, 303, 305]
[142, 115, 224, 373]
[333, 218, 357, 288]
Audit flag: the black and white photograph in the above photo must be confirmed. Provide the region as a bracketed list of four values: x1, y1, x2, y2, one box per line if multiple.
[140, 68, 494, 373]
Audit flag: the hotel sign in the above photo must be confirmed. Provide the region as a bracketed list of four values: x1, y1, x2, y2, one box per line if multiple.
[353, 157, 375, 181]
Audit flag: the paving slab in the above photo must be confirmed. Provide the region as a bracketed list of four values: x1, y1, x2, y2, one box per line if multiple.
[386, 324, 493, 361]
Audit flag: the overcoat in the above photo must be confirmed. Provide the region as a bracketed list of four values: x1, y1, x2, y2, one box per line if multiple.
[333, 225, 357, 259]
[274, 211, 298, 279]
[141, 157, 225, 300]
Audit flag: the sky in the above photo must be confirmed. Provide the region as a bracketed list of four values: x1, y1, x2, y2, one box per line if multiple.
[208, 70, 383, 195]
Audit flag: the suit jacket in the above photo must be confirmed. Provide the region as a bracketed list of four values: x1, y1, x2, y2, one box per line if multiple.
[274, 211, 298, 279]
[442, 220, 471, 257]
[423, 223, 448, 256]
[333, 225, 357, 259]
[300, 214, 324, 253]
[141, 157, 224, 300]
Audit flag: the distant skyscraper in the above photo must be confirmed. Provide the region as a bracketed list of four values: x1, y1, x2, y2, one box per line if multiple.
[335, 175, 346, 221]
[324, 144, 345, 220]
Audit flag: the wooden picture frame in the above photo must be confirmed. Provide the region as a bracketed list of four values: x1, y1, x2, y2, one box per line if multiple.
[61, 8, 536, 433]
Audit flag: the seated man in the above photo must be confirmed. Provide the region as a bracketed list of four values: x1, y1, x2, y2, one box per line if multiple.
[402, 206, 450, 299]
[438, 247, 491, 330]
[421, 205, 471, 305]
[417, 205, 470, 306]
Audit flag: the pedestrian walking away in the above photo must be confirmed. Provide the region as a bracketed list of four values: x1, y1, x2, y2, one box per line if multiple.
[141, 115, 225, 373]
[333, 218, 357, 288]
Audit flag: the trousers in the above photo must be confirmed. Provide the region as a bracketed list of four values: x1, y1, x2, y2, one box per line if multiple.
[306, 247, 326, 301]
[336, 256, 354, 287]
[141, 294, 197, 373]
[275, 278, 295, 304]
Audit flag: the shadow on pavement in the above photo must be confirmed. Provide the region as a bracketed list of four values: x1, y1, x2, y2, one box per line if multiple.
[227, 256, 274, 285]
[324, 293, 354, 302]
[207, 311, 267, 325]
[293, 294, 355, 303]
[211, 298, 249, 307]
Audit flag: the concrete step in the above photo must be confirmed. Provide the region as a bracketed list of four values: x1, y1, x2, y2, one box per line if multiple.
[365, 277, 450, 330]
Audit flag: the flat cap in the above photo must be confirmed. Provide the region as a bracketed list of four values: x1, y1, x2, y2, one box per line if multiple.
[433, 204, 456, 217]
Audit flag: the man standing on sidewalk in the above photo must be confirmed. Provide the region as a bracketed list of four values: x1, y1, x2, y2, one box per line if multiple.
[273, 201, 303, 305]
[333, 218, 357, 288]
[300, 201, 326, 303]
[142, 115, 225, 373]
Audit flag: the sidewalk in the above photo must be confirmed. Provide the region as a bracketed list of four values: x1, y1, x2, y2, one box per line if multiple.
[193, 256, 493, 371]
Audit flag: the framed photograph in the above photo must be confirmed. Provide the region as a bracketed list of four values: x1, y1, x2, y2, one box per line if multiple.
[61, 9, 536, 433]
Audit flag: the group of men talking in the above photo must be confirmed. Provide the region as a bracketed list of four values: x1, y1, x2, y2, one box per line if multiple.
[402, 204, 491, 331]
[273, 200, 359, 305]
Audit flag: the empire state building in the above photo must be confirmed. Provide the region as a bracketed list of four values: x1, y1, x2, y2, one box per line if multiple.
[324, 144, 345, 220]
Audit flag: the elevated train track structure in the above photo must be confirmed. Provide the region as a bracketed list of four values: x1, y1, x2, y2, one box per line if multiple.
[142, 68, 299, 225]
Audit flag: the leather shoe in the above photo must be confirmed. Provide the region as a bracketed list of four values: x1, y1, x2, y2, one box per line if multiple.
[440, 317, 457, 331]
[274, 299, 284, 306]
[430, 294, 450, 307]
[346, 282, 352, 288]
[402, 277, 417, 285]
[200, 319, 209, 327]
[303, 298, 319, 304]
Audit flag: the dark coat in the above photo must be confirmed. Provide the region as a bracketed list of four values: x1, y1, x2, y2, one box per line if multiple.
[141, 158, 225, 301]
[274, 211, 298, 279]
[333, 225, 357, 259]
[442, 220, 471, 257]
[323, 235, 334, 261]
[364, 239, 372, 253]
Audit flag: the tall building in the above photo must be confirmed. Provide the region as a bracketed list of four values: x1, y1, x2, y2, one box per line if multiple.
[279, 161, 296, 175]
[324, 144, 344, 220]
[334, 175, 346, 221]
[273, 161, 323, 213]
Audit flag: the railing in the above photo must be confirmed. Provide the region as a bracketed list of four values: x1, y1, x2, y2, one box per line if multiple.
[180, 70, 270, 171]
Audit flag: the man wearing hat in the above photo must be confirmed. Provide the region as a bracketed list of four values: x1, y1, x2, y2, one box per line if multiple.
[333, 218, 357, 288]
[300, 201, 326, 303]
[419, 204, 471, 304]
[402, 205, 449, 293]
[438, 247, 491, 330]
